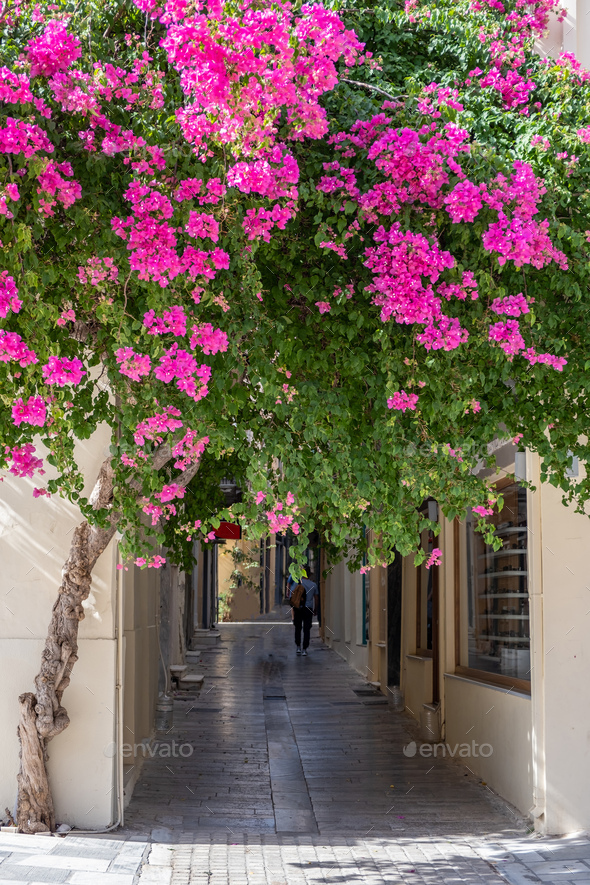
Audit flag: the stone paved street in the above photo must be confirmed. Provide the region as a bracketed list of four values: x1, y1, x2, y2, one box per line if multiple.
[2, 618, 590, 884]
[125, 618, 590, 884]
[126, 616, 517, 840]
[0, 831, 147, 884]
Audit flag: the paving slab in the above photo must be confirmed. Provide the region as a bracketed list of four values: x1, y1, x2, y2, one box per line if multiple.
[0, 834, 147, 885]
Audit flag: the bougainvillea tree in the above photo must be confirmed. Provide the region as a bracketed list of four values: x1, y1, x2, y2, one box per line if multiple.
[2, 0, 590, 831]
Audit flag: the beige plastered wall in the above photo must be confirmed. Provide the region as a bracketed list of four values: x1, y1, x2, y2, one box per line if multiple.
[367, 561, 387, 689]
[121, 561, 160, 803]
[444, 675, 533, 814]
[0, 427, 118, 828]
[401, 548, 433, 717]
[538, 1, 590, 69]
[324, 557, 369, 678]
[398, 488, 534, 819]
[534, 455, 590, 833]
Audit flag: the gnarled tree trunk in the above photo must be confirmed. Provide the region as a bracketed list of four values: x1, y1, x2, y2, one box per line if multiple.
[15, 452, 200, 833]
[17, 460, 117, 834]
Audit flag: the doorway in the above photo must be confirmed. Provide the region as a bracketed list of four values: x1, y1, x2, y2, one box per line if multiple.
[387, 552, 402, 687]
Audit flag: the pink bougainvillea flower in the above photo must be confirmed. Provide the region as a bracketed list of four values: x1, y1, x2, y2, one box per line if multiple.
[12, 395, 47, 427]
[490, 293, 530, 317]
[190, 323, 228, 355]
[134, 408, 183, 446]
[42, 355, 86, 386]
[144, 306, 187, 337]
[27, 21, 82, 78]
[387, 390, 419, 411]
[6, 443, 44, 478]
[116, 347, 152, 381]
[0, 272, 22, 317]
[156, 483, 185, 503]
[425, 548, 443, 569]
[56, 308, 76, 326]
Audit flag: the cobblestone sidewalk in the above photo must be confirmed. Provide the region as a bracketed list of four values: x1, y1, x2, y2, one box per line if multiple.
[2, 829, 590, 885]
[137, 833, 590, 885]
[0, 830, 147, 883]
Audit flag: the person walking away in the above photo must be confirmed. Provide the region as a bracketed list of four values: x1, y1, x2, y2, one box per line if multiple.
[288, 575, 318, 656]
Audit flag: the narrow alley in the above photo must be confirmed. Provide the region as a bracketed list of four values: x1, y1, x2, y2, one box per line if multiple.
[124, 617, 590, 884]
[126, 617, 515, 838]
[1, 618, 590, 885]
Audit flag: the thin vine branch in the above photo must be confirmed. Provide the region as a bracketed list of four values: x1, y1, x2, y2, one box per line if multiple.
[339, 77, 404, 102]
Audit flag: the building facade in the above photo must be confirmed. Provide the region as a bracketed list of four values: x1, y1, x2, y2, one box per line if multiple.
[322, 3, 590, 837]
[323, 442, 590, 835]
[0, 426, 163, 828]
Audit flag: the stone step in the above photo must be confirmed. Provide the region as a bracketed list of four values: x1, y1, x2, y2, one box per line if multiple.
[179, 674, 204, 688]
[169, 664, 189, 689]
[191, 629, 221, 647]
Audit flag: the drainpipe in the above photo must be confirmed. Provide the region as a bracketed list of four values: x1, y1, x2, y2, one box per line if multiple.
[114, 555, 125, 827]
[362, 526, 367, 645]
[63, 548, 124, 835]
[528, 450, 546, 831]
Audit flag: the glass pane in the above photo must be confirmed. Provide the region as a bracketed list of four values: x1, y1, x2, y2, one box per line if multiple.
[465, 484, 530, 680]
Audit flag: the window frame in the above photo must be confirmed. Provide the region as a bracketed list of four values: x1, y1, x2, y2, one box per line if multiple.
[454, 476, 531, 695]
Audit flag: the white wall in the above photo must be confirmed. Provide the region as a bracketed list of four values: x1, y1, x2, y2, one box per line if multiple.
[404, 656, 433, 720]
[445, 675, 533, 815]
[538, 477, 590, 833]
[534, 6, 590, 833]
[0, 429, 118, 827]
[324, 559, 369, 678]
[542, 0, 590, 68]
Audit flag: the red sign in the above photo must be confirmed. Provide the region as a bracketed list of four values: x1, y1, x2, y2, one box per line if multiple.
[213, 521, 242, 540]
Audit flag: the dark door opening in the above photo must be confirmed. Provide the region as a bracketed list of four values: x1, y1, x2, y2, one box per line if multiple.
[387, 552, 402, 686]
[275, 533, 285, 604]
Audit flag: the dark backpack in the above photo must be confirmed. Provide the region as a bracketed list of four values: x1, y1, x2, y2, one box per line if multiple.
[289, 582, 306, 609]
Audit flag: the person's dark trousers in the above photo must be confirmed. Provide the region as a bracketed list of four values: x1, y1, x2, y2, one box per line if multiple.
[293, 606, 313, 649]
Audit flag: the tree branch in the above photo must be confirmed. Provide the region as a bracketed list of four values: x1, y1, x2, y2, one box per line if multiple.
[339, 77, 404, 103]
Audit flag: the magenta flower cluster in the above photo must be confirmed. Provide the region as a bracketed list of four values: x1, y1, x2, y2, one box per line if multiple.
[387, 390, 419, 412]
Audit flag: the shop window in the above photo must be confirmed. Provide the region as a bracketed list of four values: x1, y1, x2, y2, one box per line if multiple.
[457, 480, 530, 691]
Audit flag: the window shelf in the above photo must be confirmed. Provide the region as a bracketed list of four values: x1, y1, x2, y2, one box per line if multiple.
[479, 549, 527, 560]
[493, 527, 527, 537]
[478, 570, 528, 578]
[478, 635, 530, 642]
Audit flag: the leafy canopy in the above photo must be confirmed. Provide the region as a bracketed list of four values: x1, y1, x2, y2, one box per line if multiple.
[1, 0, 589, 575]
